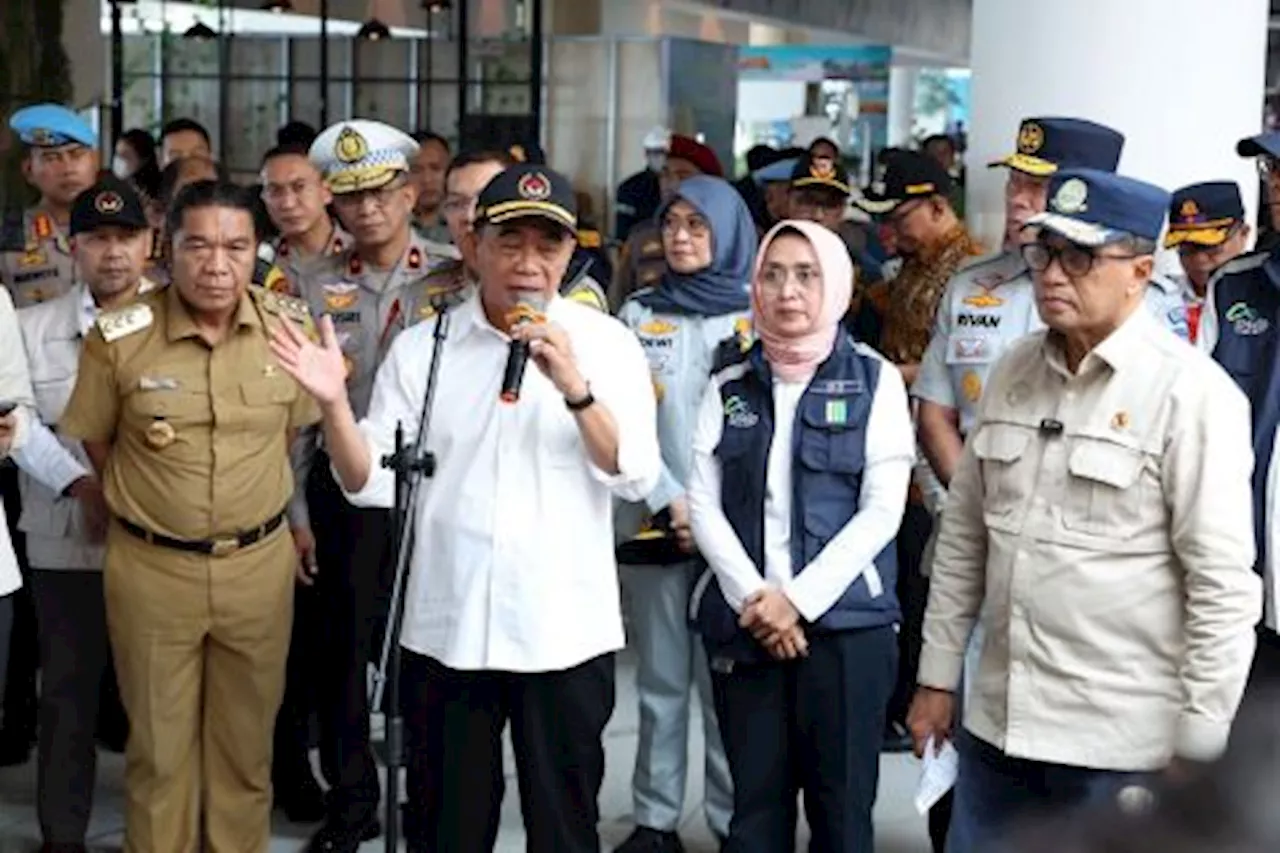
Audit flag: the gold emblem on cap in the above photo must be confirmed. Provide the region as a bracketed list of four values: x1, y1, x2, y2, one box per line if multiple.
[95, 191, 124, 215]
[1180, 199, 1201, 222]
[510, 145, 527, 163]
[30, 128, 54, 146]
[334, 126, 369, 164]
[1053, 178, 1089, 214]
[517, 171, 552, 201]
[1018, 122, 1045, 155]
[810, 158, 836, 180]
[145, 420, 176, 450]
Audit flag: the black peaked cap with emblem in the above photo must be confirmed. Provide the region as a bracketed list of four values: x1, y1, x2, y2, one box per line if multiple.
[476, 164, 578, 232]
[70, 174, 149, 237]
[790, 151, 852, 196]
[856, 150, 954, 216]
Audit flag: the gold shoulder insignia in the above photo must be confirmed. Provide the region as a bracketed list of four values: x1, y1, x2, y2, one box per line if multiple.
[96, 303, 154, 343]
[262, 265, 293, 294]
[253, 285, 317, 340]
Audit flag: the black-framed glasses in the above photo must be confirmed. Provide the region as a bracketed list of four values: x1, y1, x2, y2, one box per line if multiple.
[1021, 241, 1138, 278]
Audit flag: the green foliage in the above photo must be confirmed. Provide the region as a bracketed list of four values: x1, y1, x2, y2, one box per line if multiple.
[1, 0, 73, 209]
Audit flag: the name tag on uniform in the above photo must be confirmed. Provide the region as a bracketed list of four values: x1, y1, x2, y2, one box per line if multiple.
[811, 379, 865, 395]
[138, 376, 180, 391]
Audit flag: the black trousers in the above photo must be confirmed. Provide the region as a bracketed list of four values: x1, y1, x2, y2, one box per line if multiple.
[712, 625, 897, 853]
[273, 574, 323, 791]
[889, 502, 933, 727]
[401, 649, 616, 853]
[30, 569, 119, 844]
[309, 460, 395, 826]
[0, 465, 37, 743]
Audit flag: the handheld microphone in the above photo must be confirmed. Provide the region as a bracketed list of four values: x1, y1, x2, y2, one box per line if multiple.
[500, 296, 548, 404]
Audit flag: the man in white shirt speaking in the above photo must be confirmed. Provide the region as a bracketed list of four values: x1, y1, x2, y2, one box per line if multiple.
[269, 163, 661, 852]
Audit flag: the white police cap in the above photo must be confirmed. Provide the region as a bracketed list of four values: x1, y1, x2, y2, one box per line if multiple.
[309, 119, 419, 195]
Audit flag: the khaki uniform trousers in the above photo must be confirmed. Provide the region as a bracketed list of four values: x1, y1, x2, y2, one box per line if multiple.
[103, 521, 295, 853]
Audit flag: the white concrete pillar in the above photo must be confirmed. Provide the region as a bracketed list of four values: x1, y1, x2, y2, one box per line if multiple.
[64, 0, 107, 109]
[966, 0, 1269, 249]
[886, 64, 919, 148]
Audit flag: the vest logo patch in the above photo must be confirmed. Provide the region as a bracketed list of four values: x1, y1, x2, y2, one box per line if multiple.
[824, 399, 848, 425]
[724, 395, 759, 429]
[962, 293, 1004, 308]
[958, 313, 1000, 329]
[1226, 301, 1270, 337]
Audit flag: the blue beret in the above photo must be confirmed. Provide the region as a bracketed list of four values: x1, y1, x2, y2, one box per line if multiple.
[8, 103, 97, 149]
[753, 157, 799, 184]
[1027, 169, 1169, 246]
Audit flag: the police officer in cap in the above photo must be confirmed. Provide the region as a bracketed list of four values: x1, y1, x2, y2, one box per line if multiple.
[8, 174, 153, 852]
[1164, 181, 1250, 344]
[0, 102, 101, 770]
[1, 104, 99, 308]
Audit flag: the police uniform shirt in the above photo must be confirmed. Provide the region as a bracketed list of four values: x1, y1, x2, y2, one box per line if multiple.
[915, 254, 1193, 434]
[0, 207, 76, 308]
[57, 285, 320, 541]
[299, 232, 457, 420]
[339, 292, 661, 672]
[919, 307, 1259, 769]
[268, 224, 350, 297]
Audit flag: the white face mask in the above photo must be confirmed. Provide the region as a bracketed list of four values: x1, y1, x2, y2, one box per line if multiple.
[645, 151, 667, 173]
[112, 156, 132, 179]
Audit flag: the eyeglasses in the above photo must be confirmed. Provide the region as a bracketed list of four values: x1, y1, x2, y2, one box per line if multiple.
[1020, 242, 1138, 278]
[758, 263, 820, 293]
[660, 215, 710, 239]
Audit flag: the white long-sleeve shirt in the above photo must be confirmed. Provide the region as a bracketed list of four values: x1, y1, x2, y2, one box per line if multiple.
[0, 287, 31, 598]
[342, 292, 661, 672]
[688, 348, 915, 622]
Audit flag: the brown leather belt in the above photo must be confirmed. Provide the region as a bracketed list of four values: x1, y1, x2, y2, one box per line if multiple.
[117, 511, 286, 557]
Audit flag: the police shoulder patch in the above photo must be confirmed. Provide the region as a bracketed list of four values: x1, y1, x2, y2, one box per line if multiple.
[96, 303, 154, 343]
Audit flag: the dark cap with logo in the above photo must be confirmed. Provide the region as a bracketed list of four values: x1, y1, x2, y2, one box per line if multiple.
[70, 175, 149, 237]
[475, 164, 578, 232]
[1164, 181, 1245, 249]
[989, 117, 1124, 176]
[1025, 169, 1169, 247]
[789, 152, 852, 196]
[855, 150, 953, 216]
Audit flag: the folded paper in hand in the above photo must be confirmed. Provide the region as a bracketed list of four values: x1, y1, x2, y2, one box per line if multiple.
[914, 735, 959, 815]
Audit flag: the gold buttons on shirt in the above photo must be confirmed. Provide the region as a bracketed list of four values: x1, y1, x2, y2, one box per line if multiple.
[145, 419, 176, 449]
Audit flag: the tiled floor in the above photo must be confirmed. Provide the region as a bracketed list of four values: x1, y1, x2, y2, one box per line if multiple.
[0, 651, 931, 852]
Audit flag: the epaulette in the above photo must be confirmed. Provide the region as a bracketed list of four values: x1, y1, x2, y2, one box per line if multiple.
[252, 284, 317, 339]
[710, 333, 751, 375]
[96, 302, 154, 343]
[0, 209, 26, 253]
[260, 263, 293, 295]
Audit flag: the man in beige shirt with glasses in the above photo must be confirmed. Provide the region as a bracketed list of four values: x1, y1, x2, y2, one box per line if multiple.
[909, 169, 1260, 853]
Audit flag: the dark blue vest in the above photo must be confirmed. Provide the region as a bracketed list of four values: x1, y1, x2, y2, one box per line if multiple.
[692, 335, 900, 662]
[1209, 251, 1280, 575]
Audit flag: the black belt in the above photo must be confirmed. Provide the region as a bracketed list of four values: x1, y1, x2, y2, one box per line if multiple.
[117, 511, 287, 557]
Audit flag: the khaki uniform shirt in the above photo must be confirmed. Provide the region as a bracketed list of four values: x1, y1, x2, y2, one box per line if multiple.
[58, 285, 320, 541]
[0, 207, 76, 308]
[919, 308, 1260, 770]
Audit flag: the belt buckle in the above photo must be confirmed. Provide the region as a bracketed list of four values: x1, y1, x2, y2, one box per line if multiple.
[210, 537, 239, 558]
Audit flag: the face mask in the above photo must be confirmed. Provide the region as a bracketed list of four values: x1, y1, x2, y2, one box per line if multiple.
[645, 152, 667, 173]
[112, 156, 132, 179]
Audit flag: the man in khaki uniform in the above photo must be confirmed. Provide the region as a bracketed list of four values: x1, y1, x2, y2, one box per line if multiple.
[59, 180, 320, 853]
[909, 170, 1260, 853]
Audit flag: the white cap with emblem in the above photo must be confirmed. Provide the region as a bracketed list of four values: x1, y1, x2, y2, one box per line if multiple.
[309, 119, 419, 195]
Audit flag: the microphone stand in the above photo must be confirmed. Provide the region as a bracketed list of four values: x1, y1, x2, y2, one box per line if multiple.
[372, 303, 451, 853]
